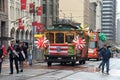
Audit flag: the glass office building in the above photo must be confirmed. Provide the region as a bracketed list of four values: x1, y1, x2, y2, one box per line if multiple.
[101, 0, 116, 41]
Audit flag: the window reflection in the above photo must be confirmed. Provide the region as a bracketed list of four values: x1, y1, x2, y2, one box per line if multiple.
[65, 34, 74, 43]
[89, 42, 97, 48]
[56, 33, 64, 43]
[46, 33, 54, 43]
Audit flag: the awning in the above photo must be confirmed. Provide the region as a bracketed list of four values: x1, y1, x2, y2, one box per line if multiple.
[0, 36, 14, 41]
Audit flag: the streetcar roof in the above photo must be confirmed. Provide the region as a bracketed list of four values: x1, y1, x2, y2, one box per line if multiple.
[45, 24, 80, 31]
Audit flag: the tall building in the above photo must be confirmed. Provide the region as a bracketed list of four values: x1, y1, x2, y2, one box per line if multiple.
[0, 0, 8, 45]
[8, 0, 59, 41]
[101, 0, 116, 41]
[8, 0, 59, 60]
[89, 0, 97, 30]
[59, 0, 90, 26]
[59, 0, 102, 31]
[41, 0, 59, 27]
[96, 0, 102, 32]
[116, 19, 120, 44]
[89, 0, 102, 31]
[8, 0, 42, 41]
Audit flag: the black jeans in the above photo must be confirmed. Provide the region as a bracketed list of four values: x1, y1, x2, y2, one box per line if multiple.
[9, 57, 19, 73]
[102, 59, 110, 73]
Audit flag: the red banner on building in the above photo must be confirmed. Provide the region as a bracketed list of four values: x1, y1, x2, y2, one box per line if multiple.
[21, 0, 27, 10]
[36, 23, 44, 33]
[32, 21, 37, 26]
[18, 18, 24, 30]
[37, 6, 42, 16]
[29, 3, 34, 13]
[32, 21, 44, 32]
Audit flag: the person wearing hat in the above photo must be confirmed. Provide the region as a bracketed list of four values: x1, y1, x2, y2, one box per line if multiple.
[7, 40, 19, 74]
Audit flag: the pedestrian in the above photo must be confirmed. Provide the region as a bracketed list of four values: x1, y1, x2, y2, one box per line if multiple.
[19, 42, 25, 72]
[7, 40, 19, 74]
[0, 44, 6, 74]
[28, 45, 33, 66]
[100, 44, 111, 75]
[2, 45, 7, 61]
[98, 45, 112, 70]
[23, 42, 28, 65]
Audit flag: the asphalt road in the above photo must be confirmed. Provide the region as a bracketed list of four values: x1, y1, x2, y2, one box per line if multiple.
[0, 58, 120, 80]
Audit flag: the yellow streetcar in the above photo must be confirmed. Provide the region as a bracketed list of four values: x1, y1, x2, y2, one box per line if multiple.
[44, 24, 89, 66]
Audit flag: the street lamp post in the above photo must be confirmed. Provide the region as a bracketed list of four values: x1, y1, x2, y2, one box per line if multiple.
[32, 2, 36, 59]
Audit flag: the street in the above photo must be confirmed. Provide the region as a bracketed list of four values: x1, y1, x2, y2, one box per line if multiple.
[0, 58, 120, 80]
[0, 0, 119, 80]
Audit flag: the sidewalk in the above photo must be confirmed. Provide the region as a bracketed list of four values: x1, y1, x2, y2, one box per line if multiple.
[0, 59, 50, 80]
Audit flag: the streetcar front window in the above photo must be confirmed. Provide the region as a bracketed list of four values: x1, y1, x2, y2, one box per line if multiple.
[56, 33, 64, 43]
[89, 42, 97, 48]
[46, 33, 54, 43]
[66, 34, 74, 43]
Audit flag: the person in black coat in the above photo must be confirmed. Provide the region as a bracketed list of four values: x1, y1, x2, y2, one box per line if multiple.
[23, 42, 28, 65]
[18, 42, 25, 72]
[98, 45, 112, 69]
[99, 44, 111, 75]
[7, 40, 19, 74]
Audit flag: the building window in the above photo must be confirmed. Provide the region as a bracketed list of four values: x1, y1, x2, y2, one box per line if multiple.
[0, 0, 5, 12]
[1, 21, 5, 37]
[56, 33, 64, 43]
[16, 30, 19, 40]
[10, 6, 14, 20]
[43, 4, 46, 14]
[46, 33, 54, 43]
[49, 4, 53, 15]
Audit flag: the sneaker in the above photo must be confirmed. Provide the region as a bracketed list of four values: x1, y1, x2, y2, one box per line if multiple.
[9, 73, 13, 75]
[20, 69, 23, 72]
[98, 68, 101, 71]
[17, 71, 19, 74]
[102, 71, 104, 73]
[29, 63, 32, 66]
